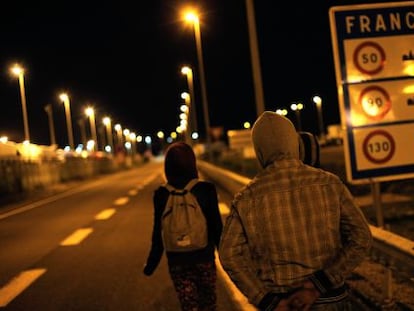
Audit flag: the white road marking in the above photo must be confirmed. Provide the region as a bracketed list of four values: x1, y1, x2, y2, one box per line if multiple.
[215, 252, 256, 310]
[60, 228, 93, 246]
[0, 268, 46, 307]
[113, 197, 129, 206]
[95, 208, 116, 220]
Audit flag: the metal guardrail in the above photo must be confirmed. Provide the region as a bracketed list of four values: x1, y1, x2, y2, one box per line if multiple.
[198, 160, 414, 283]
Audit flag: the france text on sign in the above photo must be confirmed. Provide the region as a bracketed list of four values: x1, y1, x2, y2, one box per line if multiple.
[329, 1, 414, 183]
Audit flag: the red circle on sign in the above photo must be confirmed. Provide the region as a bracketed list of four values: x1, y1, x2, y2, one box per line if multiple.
[358, 86, 391, 120]
[353, 41, 386, 75]
[362, 130, 395, 164]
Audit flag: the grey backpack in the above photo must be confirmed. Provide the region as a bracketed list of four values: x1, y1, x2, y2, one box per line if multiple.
[161, 179, 208, 252]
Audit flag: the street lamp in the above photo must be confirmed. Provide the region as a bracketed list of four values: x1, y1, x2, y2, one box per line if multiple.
[183, 10, 212, 159]
[44, 104, 56, 146]
[312, 95, 326, 143]
[85, 106, 98, 151]
[59, 93, 75, 150]
[275, 108, 288, 116]
[290, 102, 304, 131]
[10, 64, 30, 142]
[181, 66, 198, 136]
[114, 123, 123, 150]
[102, 116, 114, 154]
[181, 92, 191, 144]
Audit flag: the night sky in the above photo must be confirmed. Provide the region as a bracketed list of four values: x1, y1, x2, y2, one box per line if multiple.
[0, 0, 397, 148]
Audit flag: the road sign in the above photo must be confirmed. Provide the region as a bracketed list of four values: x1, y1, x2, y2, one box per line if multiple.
[329, 1, 414, 184]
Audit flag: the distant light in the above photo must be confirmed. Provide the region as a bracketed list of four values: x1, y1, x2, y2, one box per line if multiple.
[145, 136, 152, 144]
[0, 136, 8, 143]
[86, 140, 95, 151]
[137, 135, 143, 142]
[76, 144, 84, 152]
[191, 132, 199, 140]
[59, 93, 69, 102]
[167, 137, 173, 143]
[243, 122, 251, 129]
[105, 145, 112, 153]
[276, 109, 288, 116]
[64, 146, 71, 152]
[11, 64, 24, 76]
[124, 141, 131, 150]
[184, 11, 198, 23]
[157, 131, 164, 139]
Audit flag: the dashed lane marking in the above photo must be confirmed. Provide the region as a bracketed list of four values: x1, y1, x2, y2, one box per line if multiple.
[113, 197, 129, 206]
[95, 208, 116, 220]
[0, 268, 46, 307]
[60, 228, 93, 246]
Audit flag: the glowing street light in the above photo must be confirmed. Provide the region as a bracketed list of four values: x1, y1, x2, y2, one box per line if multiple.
[102, 116, 114, 153]
[276, 108, 288, 116]
[183, 9, 212, 159]
[181, 92, 191, 144]
[290, 102, 304, 131]
[181, 66, 198, 136]
[85, 106, 98, 151]
[114, 123, 123, 149]
[312, 95, 326, 142]
[10, 64, 30, 142]
[59, 93, 75, 150]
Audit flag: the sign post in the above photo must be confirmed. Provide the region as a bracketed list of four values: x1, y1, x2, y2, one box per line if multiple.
[329, 2, 414, 184]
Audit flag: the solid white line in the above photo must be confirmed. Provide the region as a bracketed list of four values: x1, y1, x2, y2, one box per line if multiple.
[60, 228, 93, 246]
[95, 208, 116, 220]
[215, 252, 256, 311]
[0, 268, 46, 307]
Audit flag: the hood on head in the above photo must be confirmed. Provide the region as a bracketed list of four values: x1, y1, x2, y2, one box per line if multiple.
[252, 111, 300, 168]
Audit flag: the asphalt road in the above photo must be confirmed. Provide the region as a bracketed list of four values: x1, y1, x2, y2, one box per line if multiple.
[0, 160, 248, 311]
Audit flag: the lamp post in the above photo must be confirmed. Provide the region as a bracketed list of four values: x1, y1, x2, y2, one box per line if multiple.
[78, 118, 87, 149]
[181, 66, 198, 137]
[290, 102, 304, 131]
[10, 64, 30, 142]
[85, 107, 98, 151]
[245, 0, 265, 116]
[312, 95, 326, 143]
[184, 10, 212, 159]
[181, 92, 192, 144]
[103, 117, 114, 154]
[59, 93, 75, 150]
[114, 123, 123, 151]
[44, 104, 56, 146]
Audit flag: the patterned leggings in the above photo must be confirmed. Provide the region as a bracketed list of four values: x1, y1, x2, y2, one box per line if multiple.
[169, 261, 217, 311]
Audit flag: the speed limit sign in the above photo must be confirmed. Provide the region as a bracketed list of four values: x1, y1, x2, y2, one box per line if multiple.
[362, 130, 395, 164]
[330, 1, 414, 183]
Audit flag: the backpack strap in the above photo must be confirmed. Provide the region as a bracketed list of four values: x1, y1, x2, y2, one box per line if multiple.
[184, 178, 199, 191]
[163, 183, 175, 193]
[163, 179, 199, 194]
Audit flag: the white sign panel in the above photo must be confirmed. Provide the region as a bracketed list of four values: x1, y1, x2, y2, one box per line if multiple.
[329, 1, 414, 184]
